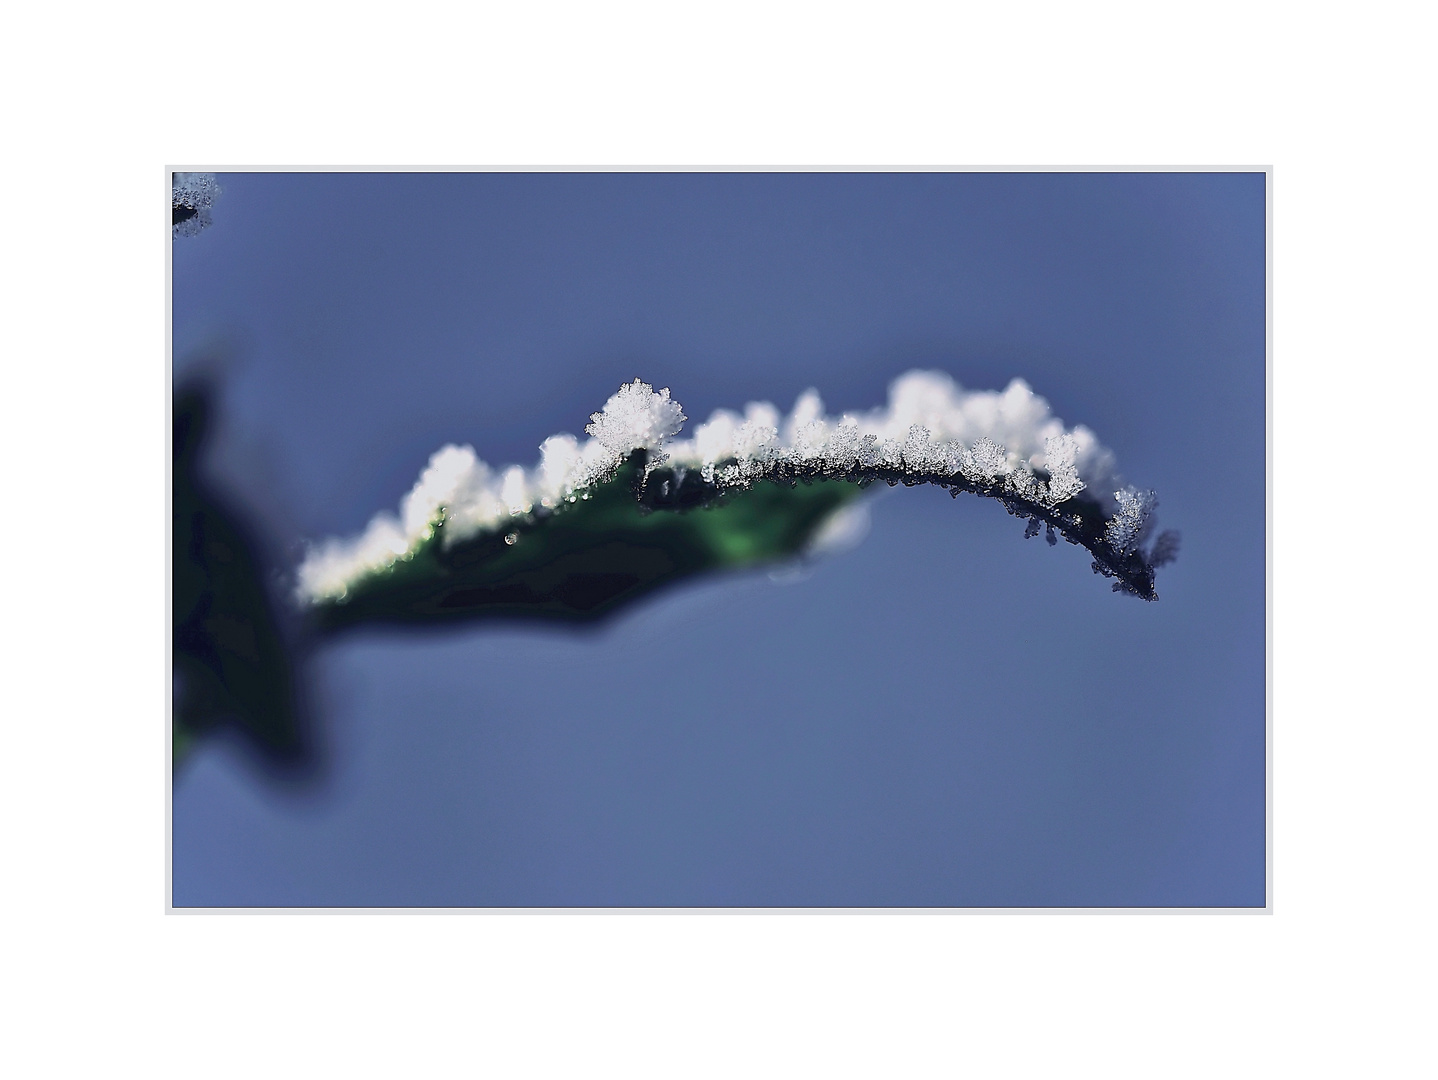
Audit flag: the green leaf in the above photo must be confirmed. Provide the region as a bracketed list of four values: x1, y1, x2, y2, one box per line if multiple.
[312, 455, 864, 632]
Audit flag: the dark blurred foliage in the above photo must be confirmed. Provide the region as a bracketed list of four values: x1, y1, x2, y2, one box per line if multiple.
[173, 382, 312, 772]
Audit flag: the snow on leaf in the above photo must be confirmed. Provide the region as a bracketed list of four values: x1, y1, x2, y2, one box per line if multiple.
[295, 371, 1172, 604]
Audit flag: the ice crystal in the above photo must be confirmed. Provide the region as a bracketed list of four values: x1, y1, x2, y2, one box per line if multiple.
[172, 172, 221, 238]
[902, 425, 946, 474]
[1004, 460, 1043, 502]
[585, 379, 686, 460]
[823, 419, 862, 471]
[1105, 487, 1157, 555]
[965, 437, 1009, 484]
[1042, 432, 1085, 504]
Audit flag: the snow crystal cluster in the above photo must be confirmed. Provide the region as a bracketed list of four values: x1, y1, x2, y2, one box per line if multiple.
[295, 372, 1126, 603]
[1105, 487, 1157, 555]
[1099, 487, 1180, 575]
[661, 372, 1110, 506]
[173, 172, 221, 238]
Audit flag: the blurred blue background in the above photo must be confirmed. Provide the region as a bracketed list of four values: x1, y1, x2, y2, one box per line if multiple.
[172, 172, 1265, 906]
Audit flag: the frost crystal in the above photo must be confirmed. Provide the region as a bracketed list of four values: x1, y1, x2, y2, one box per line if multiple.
[823, 419, 862, 471]
[965, 438, 1009, 484]
[173, 172, 221, 238]
[1041, 432, 1085, 505]
[1004, 461, 1043, 502]
[902, 425, 946, 474]
[584, 379, 686, 478]
[294, 370, 1171, 604]
[1105, 487, 1157, 555]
